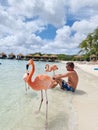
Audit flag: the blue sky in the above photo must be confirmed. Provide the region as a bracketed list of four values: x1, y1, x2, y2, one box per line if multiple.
[36, 24, 56, 39]
[0, 0, 98, 55]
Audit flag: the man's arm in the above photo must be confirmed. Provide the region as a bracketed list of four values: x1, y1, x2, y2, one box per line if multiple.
[53, 72, 69, 79]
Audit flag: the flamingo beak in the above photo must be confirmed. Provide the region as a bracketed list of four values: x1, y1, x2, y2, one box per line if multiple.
[26, 64, 29, 70]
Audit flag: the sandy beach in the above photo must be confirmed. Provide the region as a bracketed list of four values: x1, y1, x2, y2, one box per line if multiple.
[73, 62, 98, 130]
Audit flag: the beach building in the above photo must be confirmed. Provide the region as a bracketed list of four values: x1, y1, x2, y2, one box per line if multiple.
[90, 54, 97, 61]
[8, 53, 16, 59]
[41, 54, 50, 61]
[16, 53, 24, 60]
[25, 54, 33, 60]
[33, 54, 41, 61]
[0, 52, 7, 59]
[50, 54, 58, 62]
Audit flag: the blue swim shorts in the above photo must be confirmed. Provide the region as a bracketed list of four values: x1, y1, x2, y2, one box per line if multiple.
[61, 80, 75, 92]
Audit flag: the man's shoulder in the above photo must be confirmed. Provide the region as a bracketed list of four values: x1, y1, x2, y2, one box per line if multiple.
[68, 70, 76, 74]
[68, 70, 74, 73]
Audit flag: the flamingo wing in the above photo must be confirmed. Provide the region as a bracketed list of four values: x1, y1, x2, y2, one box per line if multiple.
[33, 74, 52, 90]
[51, 65, 58, 70]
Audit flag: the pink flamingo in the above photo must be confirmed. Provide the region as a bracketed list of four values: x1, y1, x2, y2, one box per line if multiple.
[24, 59, 57, 121]
[45, 64, 58, 75]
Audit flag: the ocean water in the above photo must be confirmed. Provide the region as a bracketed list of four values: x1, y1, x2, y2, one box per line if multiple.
[0, 59, 78, 130]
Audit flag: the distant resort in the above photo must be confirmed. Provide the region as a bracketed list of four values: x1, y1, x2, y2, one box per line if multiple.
[0, 52, 58, 62]
[0, 52, 98, 63]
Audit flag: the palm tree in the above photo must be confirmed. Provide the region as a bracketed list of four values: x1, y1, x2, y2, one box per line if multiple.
[79, 39, 89, 54]
[92, 28, 98, 59]
[79, 28, 98, 60]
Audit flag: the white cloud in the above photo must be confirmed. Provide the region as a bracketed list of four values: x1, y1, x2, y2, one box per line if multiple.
[69, 0, 98, 12]
[0, 0, 98, 55]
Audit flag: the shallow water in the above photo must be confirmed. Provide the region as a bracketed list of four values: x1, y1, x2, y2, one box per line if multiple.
[0, 59, 78, 130]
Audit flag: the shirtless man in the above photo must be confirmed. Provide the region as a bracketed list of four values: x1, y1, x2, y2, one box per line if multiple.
[53, 62, 78, 92]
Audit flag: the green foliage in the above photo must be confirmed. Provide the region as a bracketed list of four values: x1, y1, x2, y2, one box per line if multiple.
[79, 27, 98, 60]
[57, 54, 74, 61]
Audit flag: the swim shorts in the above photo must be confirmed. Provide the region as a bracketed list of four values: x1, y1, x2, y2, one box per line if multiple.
[61, 80, 75, 92]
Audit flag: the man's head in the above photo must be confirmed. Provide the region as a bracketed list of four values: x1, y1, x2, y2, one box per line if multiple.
[66, 62, 74, 71]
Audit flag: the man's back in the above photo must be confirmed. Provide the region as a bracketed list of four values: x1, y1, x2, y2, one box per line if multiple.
[67, 70, 78, 89]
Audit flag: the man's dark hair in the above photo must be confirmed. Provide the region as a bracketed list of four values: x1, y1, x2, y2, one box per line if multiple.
[66, 62, 74, 69]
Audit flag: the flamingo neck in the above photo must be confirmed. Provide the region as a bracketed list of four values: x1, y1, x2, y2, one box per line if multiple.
[28, 62, 35, 81]
[47, 64, 51, 71]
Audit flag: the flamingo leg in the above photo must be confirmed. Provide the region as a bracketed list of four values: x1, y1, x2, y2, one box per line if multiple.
[24, 82, 28, 94]
[45, 90, 48, 121]
[53, 71, 55, 76]
[38, 90, 43, 111]
[24, 82, 30, 94]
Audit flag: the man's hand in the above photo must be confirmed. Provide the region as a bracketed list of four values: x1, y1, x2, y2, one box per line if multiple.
[53, 74, 61, 79]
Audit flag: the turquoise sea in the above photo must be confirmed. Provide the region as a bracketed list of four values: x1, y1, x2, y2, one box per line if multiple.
[0, 59, 78, 130]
